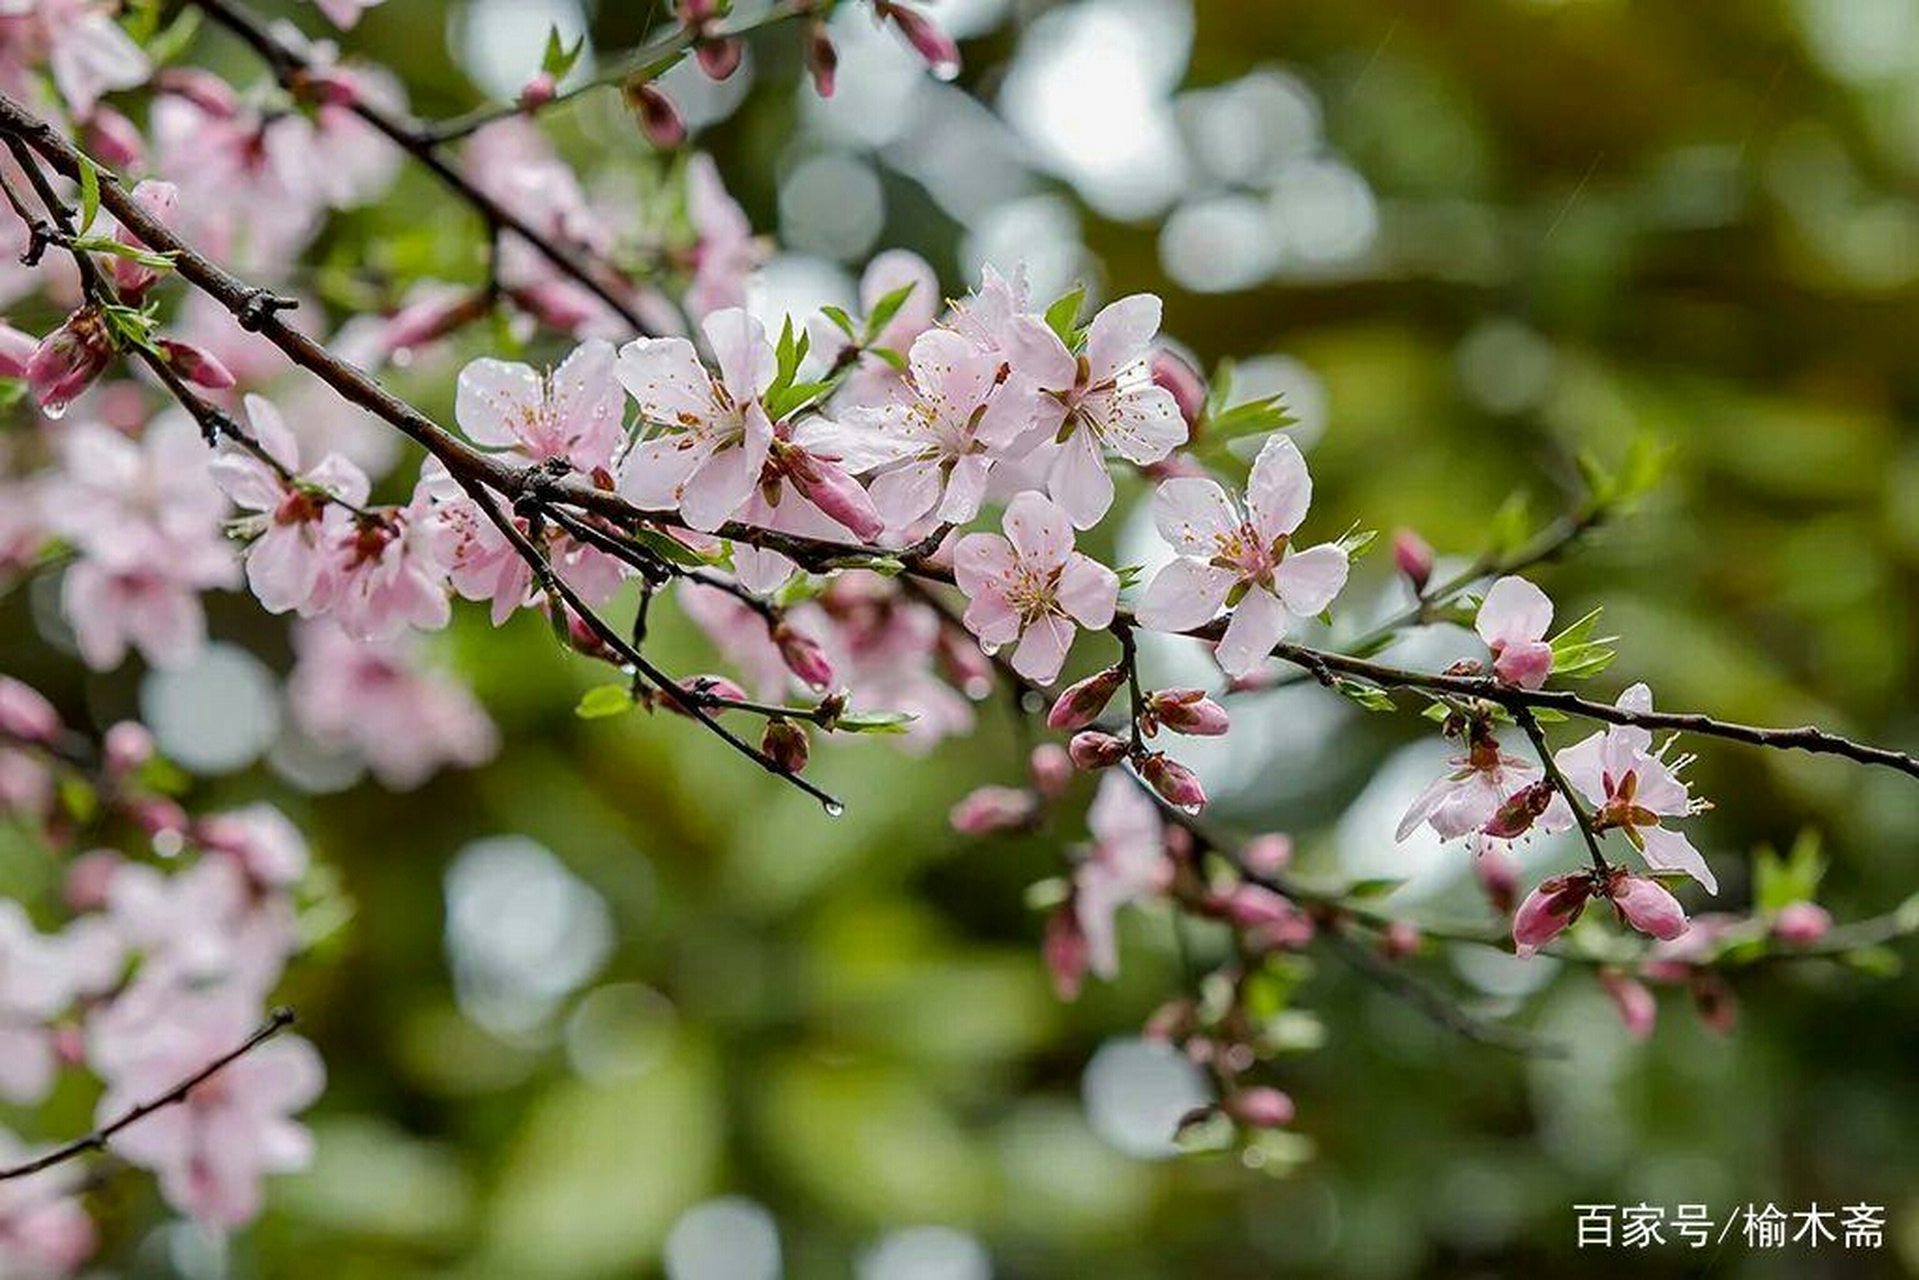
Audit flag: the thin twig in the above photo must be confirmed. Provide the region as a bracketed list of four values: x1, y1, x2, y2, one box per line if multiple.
[1514, 704, 1612, 877]
[0, 1008, 296, 1183]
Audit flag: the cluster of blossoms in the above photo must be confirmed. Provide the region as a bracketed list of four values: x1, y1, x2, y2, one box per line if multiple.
[0, 0, 1891, 1246]
[0, 676, 324, 1265]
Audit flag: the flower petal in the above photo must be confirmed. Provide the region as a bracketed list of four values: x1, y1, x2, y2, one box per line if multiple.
[1002, 490, 1075, 569]
[1135, 558, 1234, 633]
[1150, 476, 1238, 556]
[1214, 584, 1288, 677]
[1475, 576, 1553, 648]
[1272, 542, 1349, 618]
[1246, 433, 1311, 539]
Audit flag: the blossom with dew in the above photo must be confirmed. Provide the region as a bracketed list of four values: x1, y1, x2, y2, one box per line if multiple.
[952, 492, 1118, 683]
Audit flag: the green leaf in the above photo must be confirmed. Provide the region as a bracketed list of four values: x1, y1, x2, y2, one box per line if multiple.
[1335, 524, 1378, 560]
[866, 345, 908, 373]
[1754, 829, 1824, 916]
[58, 774, 98, 823]
[764, 379, 833, 422]
[70, 235, 175, 269]
[1196, 394, 1294, 453]
[1842, 946, 1902, 977]
[1345, 878, 1405, 900]
[1485, 492, 1532, 557]
[1203, 358, 1236, 421]
[834, 710, 917, 735]
[144, 7, 201, 65]
[863, 282, 917, 343]
[773, 315, 802, 387]
[1042, 286, 1085, 346]
[1023, 877, 1069, 911]
[542, 26, 587, 79]
[630, 525, 713, 568]
[76, 155, 100, 234]
[1335, 680, 1396, 712]
[575, 685, 637, 719]
[819, 305, 857, 339]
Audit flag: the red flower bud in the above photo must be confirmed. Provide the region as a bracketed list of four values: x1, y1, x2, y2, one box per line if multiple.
[0, 676, 60, 744]
[1043, 903, 1089, 1000]
[1480, 779, 1554, 840]
[1046, 667, 1123, 731]
[1609, 874, 1688, 943]
[696, 36, 744, 81]
[519, 71, 557, 111]
[1599, 970, 1656, 1040]
[1512, 872, 1594, 957]
[84, 107, 146, 171]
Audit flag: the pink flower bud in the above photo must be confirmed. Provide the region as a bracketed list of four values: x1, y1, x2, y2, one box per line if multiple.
[1149, 348, 1206, 432]
[1147, 688, 1229, 736]
[949, 784, 1036, 836]
[696, 36, 744, 81]
[157, 338, 236, 390]
[1043, 903, 1088, 1000]
[84, 108, 146, 171]
[806, 22, 838, 97]
[1221, 884, 1298, 931]
[626, 82, 686, 148]
[1029, 744, 1072, 799]
[762, 718, 810, 774]
[1512, 873, 1594, 957]
[1492, 638, 1554, 690]
[64, 849, 122, 911]
[774, 624, 835, 691]
[1609, 874, 1689, 943]
[1381, 921, 1421, 960]
[132, 796, 189, 840]
[876, 1, 960, 80]
[1771, 901, 1832, 946]
[785, 449, 884, 542]
[1241, 833, 1292, 875]
[1142, 753, 1206, 810]
[0, 321, 37, 378]
[1472, 839, 1519, 915]
[1480, 779, 1554, 839]
[1068, 730, 1128, 771]
[0, 676, 60, 743]
[293, 66, 361, 107]
[561, 609, 616, 661]
[519, 71, 557, 111]
[1599, 970, 1656, 1040]
[1393, 529, 1434, 593]
[103, 721, 154, 777]
[108, 180, 179, 298]
[1046, 667, 1123, 731]
[27, 308, 115, 418]
[1225, 1086, 1295, 1129]
[667, 674, 747, 713]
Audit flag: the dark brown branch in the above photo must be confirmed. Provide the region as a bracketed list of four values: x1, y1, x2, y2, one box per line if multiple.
[0, 1008, 295, 1183]
[1513, 705, 1612, 877]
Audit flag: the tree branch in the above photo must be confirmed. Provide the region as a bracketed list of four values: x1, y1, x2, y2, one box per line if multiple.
[0, 1007, 295, 1183]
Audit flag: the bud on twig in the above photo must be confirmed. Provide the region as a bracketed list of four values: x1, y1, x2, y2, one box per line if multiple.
[84, 107, 145, 170]
[519, 71, 557, 112]
[1046, 667, 1123, 731]
[696, 36, 744, 81]
[762, 717, 810, 774]
[27, 308, 115, 418]
[1393, 528, 1434, 594]
[1225, 1087, 1296, 1129]
[625, 82, 686, 148]
[773, 623, 835, 691]
[950, 784, 1038, 835]
[1029, 744, 1072, 799]
[1145, 688, 1229, 737]
[1068, 731, 1128, 771]
[1142, 753, 1207, 810]
[157, 339, 236, 391]
[805, 20, 838, 97]
[875, 1, 960, 80]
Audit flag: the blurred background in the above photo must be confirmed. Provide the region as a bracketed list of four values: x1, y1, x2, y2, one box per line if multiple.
[7, 0, 1919, 1275]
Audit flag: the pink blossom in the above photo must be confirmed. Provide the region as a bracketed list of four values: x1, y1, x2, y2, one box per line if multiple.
[90, 989, 323, 1228]
[195, 803, 310, 888]
[1394, 727, 1541, 842]
[953, 492, 1118, 683]
[105, 857, 296, 996]
[761, 717, 808, 773]
[83, 103, 144, 168]
[1030, 742, 1072, 797]
[1042, 904, 1088, 1000]
[107, 179, 179, 299]
[4, 0, 149, 115]
[1074, 772, 1171, 979]
[328, 489, 452, 641]
[287, 620, 498, 789]
[1548, 683, 1717, 892]
[1609, 872, 1689, 942]
[764, 420, 886, 542]
[1226, 1087, 1296, 1129]
[1137, 434, 1349, 677]
[950, 784, 1036, 835]
[0, 318, 36, 376]
[456, 340, 625, 472]
[1599, 970, 1656, 1039]
[1772, 901, 1831, 945]
[0, 900, 69, 1105]
[617, 307, 776, 531]
[839, 327, 1042, 532]
[421, 461, 625, 627]
[1241, 833, 1293, 875]
[1141, 752, 1206, 810]
[1475, 575, 1554, 689]
[209, 394, 370, 615]
[0, 1126, 95, 1277]
[1008, 294, 1188, 528]
[684, 153, 762, 320]
[62, 557, 229, 670]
